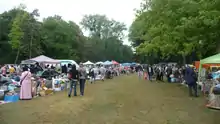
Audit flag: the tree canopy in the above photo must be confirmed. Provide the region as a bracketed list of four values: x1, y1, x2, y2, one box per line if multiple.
[129, 0, 220, 64]
[0, 4, 133, 64]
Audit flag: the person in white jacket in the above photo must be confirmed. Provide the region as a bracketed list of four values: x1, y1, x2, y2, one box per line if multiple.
[100, 66, 106, 81]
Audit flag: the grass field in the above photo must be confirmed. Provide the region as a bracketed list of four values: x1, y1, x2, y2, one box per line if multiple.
[0, 74, 220, 124]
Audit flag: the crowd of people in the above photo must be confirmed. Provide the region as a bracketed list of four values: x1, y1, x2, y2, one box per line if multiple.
[140, 64, 198, 97]
[66, 63, 141, 97]
[0, 62, 140, 100]
[0, 63, 43, 100]
[0, 62, 200, 102]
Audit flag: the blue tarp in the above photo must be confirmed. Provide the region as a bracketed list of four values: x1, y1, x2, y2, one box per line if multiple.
[121, 62, 136, 66]
[121, 63, 131, 66]
[212, 72, 220, 79]
[131, 62, 136, 65]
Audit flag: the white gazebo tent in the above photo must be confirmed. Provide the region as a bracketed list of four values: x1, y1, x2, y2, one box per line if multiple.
[95, 61, 103, 65]
[21, 55, 60, 64]
[83, 61, 94, 65]
[30, 55, 60, 64]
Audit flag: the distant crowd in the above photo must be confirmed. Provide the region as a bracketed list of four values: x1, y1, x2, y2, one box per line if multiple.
[139, 64, 198, 97]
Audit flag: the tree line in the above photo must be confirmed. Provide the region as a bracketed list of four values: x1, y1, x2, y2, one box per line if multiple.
[0, 4, 133, 64]
[129, 0, 220, 64]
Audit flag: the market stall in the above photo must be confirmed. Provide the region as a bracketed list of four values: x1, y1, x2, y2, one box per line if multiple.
[23, 55, 60, 64]
[103, 61, 112, 65]
[95, 61, 103, 65]
[198, 53, 220, 109]
[112, 60, 119, 65]
[121, 63, 131, 66]
[83, 61, 94, 65]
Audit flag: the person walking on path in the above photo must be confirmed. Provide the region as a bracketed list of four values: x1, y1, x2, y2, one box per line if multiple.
[68, 64, 79, 97]
[147, 65, 153, 81]
[78, 63, 87, 96]
[137, 65, 143, 80]
[100, 65, 106, 81]
[89, 67, 95, 83]
[185, 66, 198, 97]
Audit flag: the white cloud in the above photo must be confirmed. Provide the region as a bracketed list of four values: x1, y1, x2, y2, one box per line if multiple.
[0, 0, 142, 45]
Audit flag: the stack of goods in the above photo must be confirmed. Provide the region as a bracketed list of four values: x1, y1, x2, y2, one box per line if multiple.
[206, 78, 220, 110]
[212, 71, 220, 79]
[32, 80, 37, 97]
[60, 80, 66, 90]
[203, 79, 214, 95]
[0, 90, 4, 100]
[38, 78, 53, 96]
[39, 87, 53, 96]
[170, 74, 175, 82]
[53, 79, 61, 91]
[52, 77, 68, 91]
[7, 84, 17, 91]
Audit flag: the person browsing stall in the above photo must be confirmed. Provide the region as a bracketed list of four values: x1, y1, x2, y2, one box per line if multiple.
[20, 66, 32, 100]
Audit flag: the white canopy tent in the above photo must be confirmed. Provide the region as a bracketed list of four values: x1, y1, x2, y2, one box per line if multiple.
[22, 55, 60, 64]
[95, 61, 103, 65]
[83, 61, 94, 65]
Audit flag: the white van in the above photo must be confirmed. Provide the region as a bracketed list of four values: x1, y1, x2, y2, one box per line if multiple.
[59, 60, 79, 69]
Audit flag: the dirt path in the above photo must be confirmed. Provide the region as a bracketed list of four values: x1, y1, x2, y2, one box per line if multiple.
[0, 75, 220, 124]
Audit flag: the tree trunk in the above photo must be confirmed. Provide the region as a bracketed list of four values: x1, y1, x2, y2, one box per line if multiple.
[14, 47, 20, 64]
[182, 54, 186, 65]
[29, 31, 33, 59]
[217, 42, 220, 53]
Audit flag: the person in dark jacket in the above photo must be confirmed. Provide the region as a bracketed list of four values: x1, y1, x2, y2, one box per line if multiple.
[147, 65, 154, 81]
[185, 66, 198, 97]
[166, 66, 172, 82]
[34, 62, 43, 73]
[89, 67, 95, 83]
[63, 64, 67, 74]
[68, 64, 79, 97]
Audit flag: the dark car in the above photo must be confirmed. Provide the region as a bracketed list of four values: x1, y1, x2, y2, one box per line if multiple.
[36, 69, 60, 79]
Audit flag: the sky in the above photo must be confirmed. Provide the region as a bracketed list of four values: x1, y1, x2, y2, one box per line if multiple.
[0, 0, 142, 45]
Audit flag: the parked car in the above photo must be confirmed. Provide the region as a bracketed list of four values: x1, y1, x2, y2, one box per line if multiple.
[36, 69, 60, 79]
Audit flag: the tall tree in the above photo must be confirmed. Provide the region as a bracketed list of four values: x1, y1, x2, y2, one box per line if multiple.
[80, 14, 126, 39]
[80, 14, 133, 62]
[8, 8, 28, 63]
[129, 0, 220, 64]
[1, 6, 133, 64]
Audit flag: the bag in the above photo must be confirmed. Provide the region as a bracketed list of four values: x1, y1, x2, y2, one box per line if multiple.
[20, 72, 29, 85]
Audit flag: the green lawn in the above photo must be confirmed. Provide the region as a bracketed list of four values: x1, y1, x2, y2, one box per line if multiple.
[0, 75, 220, 124]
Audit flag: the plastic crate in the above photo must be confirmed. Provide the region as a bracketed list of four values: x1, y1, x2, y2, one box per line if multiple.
[4, 94, 19, 102]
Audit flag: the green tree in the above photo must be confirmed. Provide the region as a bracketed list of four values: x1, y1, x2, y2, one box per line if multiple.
[8, 8, 28, 63]
[129, 0, 220, 64]
[1, 5, 133, 64]
[81, 14, 133, 62]
[40, 15, 86, 61]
